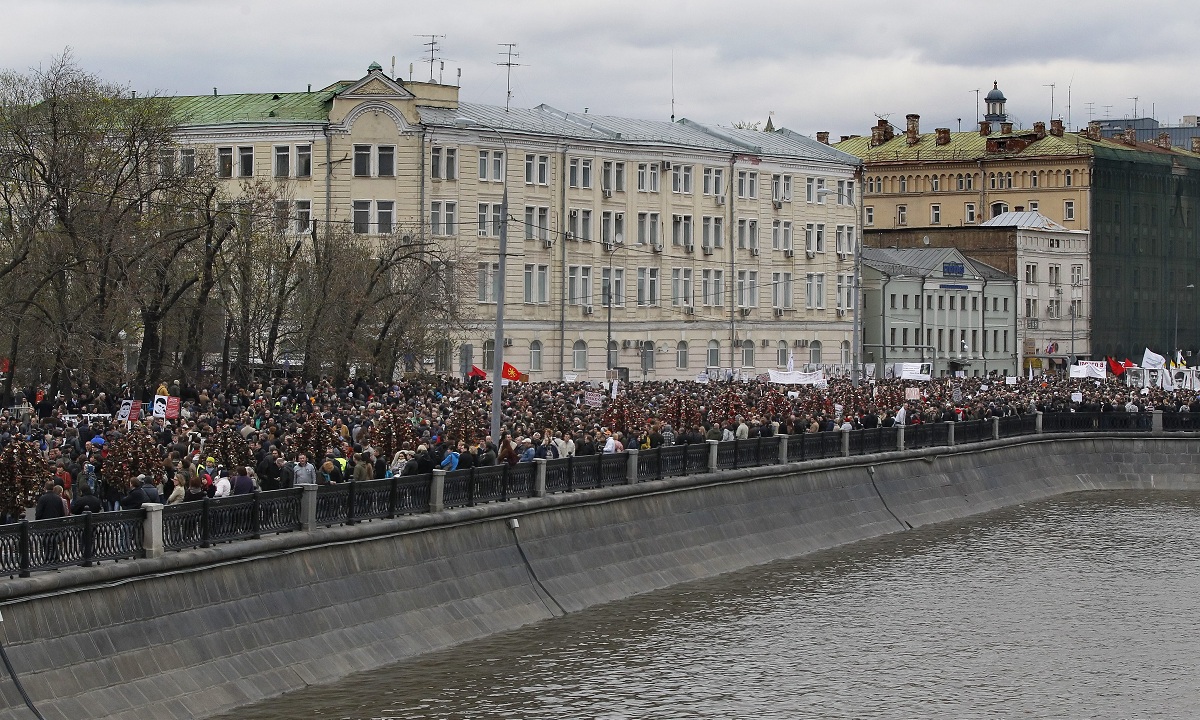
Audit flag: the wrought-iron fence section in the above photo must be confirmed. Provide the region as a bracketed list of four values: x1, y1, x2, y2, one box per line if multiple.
[442, 469, 474, 509]
[204, 495, 259, 544]
[637, 448, 661, 482]
[163, 502, 205, 551]
[349, 480, 392, 522]
[904, 423, 934, 449]
[735, 438, 761, 467]
[660, 446, 689, 477]
[600, 454, 628, 486]
[685, 443, 710, 473]
[851, 427, 895, 456]
[315, 485, 350, 526]
[804, 431, 843, 460]
[998, 414, 1037, 438]
[25, 516, 84, 572]
[471, 465, 510, 504]
[1163, 412, 1200, 432]
[89, 510, 145, 562]
[716, 441, 738, 470]
[0, 524, 22, 575]
[394, 474, 432, 514]
[573, 455, 604, 490]
[956, 419, 993, 445]
[507, 463, 535, 499]
[544, 457, 574, 493]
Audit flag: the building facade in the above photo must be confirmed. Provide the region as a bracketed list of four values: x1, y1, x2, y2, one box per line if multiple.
[861, 247, 1017, 377]
[168, 63, 861, 381]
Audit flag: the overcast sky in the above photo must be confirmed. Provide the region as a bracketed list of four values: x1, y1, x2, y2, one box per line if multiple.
[3, 0, 1197, 137]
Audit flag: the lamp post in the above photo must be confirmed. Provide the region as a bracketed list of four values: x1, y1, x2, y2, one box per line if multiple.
[605, 234, 624, 372]
[1174, 283, 1194, 357]
[457, 117, 509, 443]
[816, 183, 864, 386]
[117, 329, 129, 377]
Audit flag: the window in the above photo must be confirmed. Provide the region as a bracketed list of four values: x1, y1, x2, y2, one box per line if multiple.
[524, 264, 549, 304]
[273, 201, 289, 233]
[672, 214, 693, 247]
[704, 167, 725, 196]
[772, 272, 793, 309]
[771, 220, 781, 249]
[607, 341, 619, 369]
[431, 146, 457, 180]
[805, 273, 825, 308]
[524, 206, 550, 241]
[637, 163, 660, 192]
[965, 203, 976, 223]
[956, 174, 966, 191]
[642, 342, 656, 372]
[614, 162, 625, 191]
[1065, 169, 1073, 187]
[601, 267, 624, 307]
[274, 146, 290, 177]
[1048, 264, 1061, 287]
[672, 268, 693, 306]
[294, 200, 312, 234]
[737, 270, 758, 307]
[931, 176, 940, 192]
[809, 341, 822, 365]
[477, 203, 503, 237]
[352, 200, 371, 234]
[815, 224, 825, 252]
[930, 204, 941, 224]
[376, 201, 394, 234]
[741, 340, 754, 368]
[701, 269, 724, 306]
[1028, 200, 1039, 212]
[377, 146, 395, 177]
[902, 328, 909, 348]
[836, 274, 854, 310]
[738, 171, 758, 199]
[637, 267, 659, 306]
[991, 202, 1009, 218]
[526, 154, 537, 184]
[637, 212, 661, 246]
[572, 340, 588, 371]
[865, 207, 874, 226]
[569, 158, 592, 188]
[602, 161, 613, 191]
[1048, 295, 1061, 319]
[237, 146, 253, 177]
[479, 150, 504, 182]
[1071, 265, 1083, 286]
[772, 174, 794, 201]
[890, 328, 897, 351]
[1031, 172, 1040, 188]
[676, 341, 689, 369]
[1025, 263, 1038, 284]
[568, 265, 592, 306]
[179, 148, 195, 176]
[354, 145, 372, 176]
[897, 205, 907, 225]
[707, 340, 721, 368]
[1064, 200, 1075, 221]
[530, 341, 543, 371]
[430, 201, 457, 236]
[1025, 297, 1039, 318]
[899, 177, 908, 193]
[483, 340, 495, 371]
[778, 341, 789, 367]
[477, 262, 500, 303]
[672, 164, 693, 194]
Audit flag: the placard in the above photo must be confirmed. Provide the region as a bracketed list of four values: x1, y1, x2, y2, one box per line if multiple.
[1005, 377, 1018, 385]
[584, 391, 603, 408]
[905, 387, 921, 400]
[1071, 392, 1083, 403]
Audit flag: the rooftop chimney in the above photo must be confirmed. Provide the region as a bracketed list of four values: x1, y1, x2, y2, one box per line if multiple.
[1086, 121, 1101, 141]
[1192, 137, 1200, 154]
[816, 131, 830, 145]
[906, 114, 920, 146]
[1156, 132, 1173, 149]
[1000, 121, 1014, 135]
[1050, 119, 1064, 137]
[935, 127, 951, 146]
[979, 121, 992, 137]
[870, 118, 894, 147]
[1123, 128, 1137, 145]
[1033, 121, 1047, 140]
[1014, 205, 1025, 212]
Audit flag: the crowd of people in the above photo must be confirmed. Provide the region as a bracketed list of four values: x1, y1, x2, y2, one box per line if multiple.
[5, 369, 1195, 523]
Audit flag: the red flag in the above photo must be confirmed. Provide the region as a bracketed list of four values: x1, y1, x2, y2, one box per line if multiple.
[501, 362, 522, 381]
[467, 365, 487, 379]
[1123, 359, 1136, 369]
[1107, 356, 1125, 377]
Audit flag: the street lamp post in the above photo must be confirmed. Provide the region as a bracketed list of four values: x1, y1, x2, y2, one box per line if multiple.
[457, 117, 509, 443]
[1174, 283, 1194, 357]
[816, 183, 864, 386]
[605, 234, 624, 372]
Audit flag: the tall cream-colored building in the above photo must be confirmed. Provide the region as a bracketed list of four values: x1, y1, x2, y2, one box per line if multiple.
[170, 63, 861, 381]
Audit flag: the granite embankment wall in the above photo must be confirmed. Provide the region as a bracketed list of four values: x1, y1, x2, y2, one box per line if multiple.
[0, 433, 1196, 720]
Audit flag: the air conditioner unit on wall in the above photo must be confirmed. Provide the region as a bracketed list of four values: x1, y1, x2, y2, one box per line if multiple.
[794, 339, 809, 348]
[603, 188, 613, 198]
[761, 339, 771, 348]
[542, 239, 554, 249]
[622, 340, 633, 349]
[774, 308, 785, 317]
[478, 230, 488, 237]
[750, 247, 760, 256]
[773, 200, 783, 210]
[583, 305, 594, 315]
[740, 307, 751, 317]
[652, 242, 663, 253]
[806, 250, 816, 258]
[684, 306, 695, 315]
[837, 308, 846, 316]
[784, 248, 794, 258]
[503, 337, 514, 347]
[716, 195, 726, 206]
[685, 242, 695, 253]
[703, 245, 714, 255]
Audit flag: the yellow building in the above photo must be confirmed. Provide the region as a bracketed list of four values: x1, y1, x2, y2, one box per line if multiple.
[169, 63, 862, 381]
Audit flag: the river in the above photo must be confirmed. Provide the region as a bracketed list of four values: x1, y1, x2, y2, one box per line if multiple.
[222, 491, 1200, 719]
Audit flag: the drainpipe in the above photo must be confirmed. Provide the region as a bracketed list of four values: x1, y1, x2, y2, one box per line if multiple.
[728, 153, 738, 377]
[323, 127, 333, 232]
[418, 127, 426, 239]
[981, 274, 988, 376]
[558, 143, 570, 379]
[978, 159, 987, 220]
[881, 273, 893, 370]
[1013, 280, 1020, 375]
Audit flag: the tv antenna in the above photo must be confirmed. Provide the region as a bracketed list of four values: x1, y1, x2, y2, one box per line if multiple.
[415, 34, 446, 82]
[1129, 96, 1139, 118]
[1085, 101, 1095, 122]
[970, 88, 980, 123]
[497, 43, 520, 112]
[1044, 83, 1055, 120]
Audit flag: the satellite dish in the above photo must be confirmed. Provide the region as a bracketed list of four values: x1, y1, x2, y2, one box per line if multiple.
[922, 235, 930, 246]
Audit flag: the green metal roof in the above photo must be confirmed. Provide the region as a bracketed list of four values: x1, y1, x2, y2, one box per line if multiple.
[168, 90, 335, 126]
[834, 129, 1097, 164]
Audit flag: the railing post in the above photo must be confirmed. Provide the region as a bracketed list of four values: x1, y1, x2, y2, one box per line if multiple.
[626, 449, 639, 484]
[199, 497, 211, 548]
[299, 483, 318, 531]
[142, 503, 164, 559]
[81, 511, 95, 567]
[18, 520, 30, 578]
[1152, 409, 1164, 435]
[896, 425, 905, 451]
[430, 470, 446, 513]
[345, 480, 357, 525]
[992, 416, 1001, 440]
[1035, 411, 1043, 434]
[250, 491, 262, 539]
[707, 440, 719, 472]
[532, 458, 547, 497]
[946, 421, 956, 447]
[840, 428, 850, 457]
[387, 474, 399, 518]
[777, 434, 789, 464]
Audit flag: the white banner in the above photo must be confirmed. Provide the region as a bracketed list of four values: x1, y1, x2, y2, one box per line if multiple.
[1143, 348, 1167, 370]
[767, 369, 827, 385]
[891, 362, 932, 381]
[1069, 363, 1105, 379]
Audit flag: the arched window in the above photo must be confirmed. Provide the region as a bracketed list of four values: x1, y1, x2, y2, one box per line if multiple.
[434, 339, 452, 372]
[482, 339, 495, 371]
[573, 340, 588, 371]
[841, 340, 851, 365]
[607, 340, 618, 369]
[991, 201, 1008, 218]
[707, 340, 720, 368]
[529, 340, 543, 371]
[676, 341, 689, 369]
[1065, 169, 1073, 187]
[809, 340, 822, 365]
[741, 340, 754, 367]
[778, 340, 789, 367]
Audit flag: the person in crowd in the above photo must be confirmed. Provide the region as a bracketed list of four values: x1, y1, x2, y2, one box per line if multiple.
[292, 454, 316, 485]
[231, 466, 255, 495]
[70, 485, 103, 514]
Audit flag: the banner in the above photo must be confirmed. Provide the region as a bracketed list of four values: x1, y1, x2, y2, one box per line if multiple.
[152, 395, 168, 418]
[115, 400, 141, 422]
[767, 369, 827, 385]
[165, 396, 181, 419]
[584, 391, 603, 407]
[1069, 362, 1105, 379]
[891, 362, 932, 381]
[695, 372, 709, 384]
[1142, 348, 1166, 370]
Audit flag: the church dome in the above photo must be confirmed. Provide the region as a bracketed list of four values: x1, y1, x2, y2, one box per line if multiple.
[985, 81, 1006, 103]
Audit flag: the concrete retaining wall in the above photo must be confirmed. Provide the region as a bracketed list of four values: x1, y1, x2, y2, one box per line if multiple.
[0, 434, 1195, 720]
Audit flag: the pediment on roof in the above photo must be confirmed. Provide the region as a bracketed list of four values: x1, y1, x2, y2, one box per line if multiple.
[337, 71, 413, 100]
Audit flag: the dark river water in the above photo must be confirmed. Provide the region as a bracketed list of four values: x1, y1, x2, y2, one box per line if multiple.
[223, 491, 1200, 719]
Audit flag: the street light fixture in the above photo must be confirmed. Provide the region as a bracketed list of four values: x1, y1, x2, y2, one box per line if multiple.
[815, 183, 864, 387]
[605, 233, 624, 372]
[456, 117, 509, 443]
[1175, 283, 1194, 358]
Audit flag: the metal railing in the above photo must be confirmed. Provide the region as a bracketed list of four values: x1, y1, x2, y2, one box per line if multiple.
[4, 410, 1190, 577]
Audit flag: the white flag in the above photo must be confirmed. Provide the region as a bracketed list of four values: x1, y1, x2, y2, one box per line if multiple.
[1142, 348, 1166, 370]
[786, 352, 794, 372]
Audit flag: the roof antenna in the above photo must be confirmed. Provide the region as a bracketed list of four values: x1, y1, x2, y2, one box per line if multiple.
[391, 55, 396, 80]
[497, 43, 520, 112]
[1044, 83, 1055, 120]
[970, 88, 980, 123]
[415, 34, 445, 81]
[670, 49, 676, 123]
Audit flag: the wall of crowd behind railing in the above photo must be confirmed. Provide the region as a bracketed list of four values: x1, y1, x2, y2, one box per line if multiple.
[1, 410, 1194, 578]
